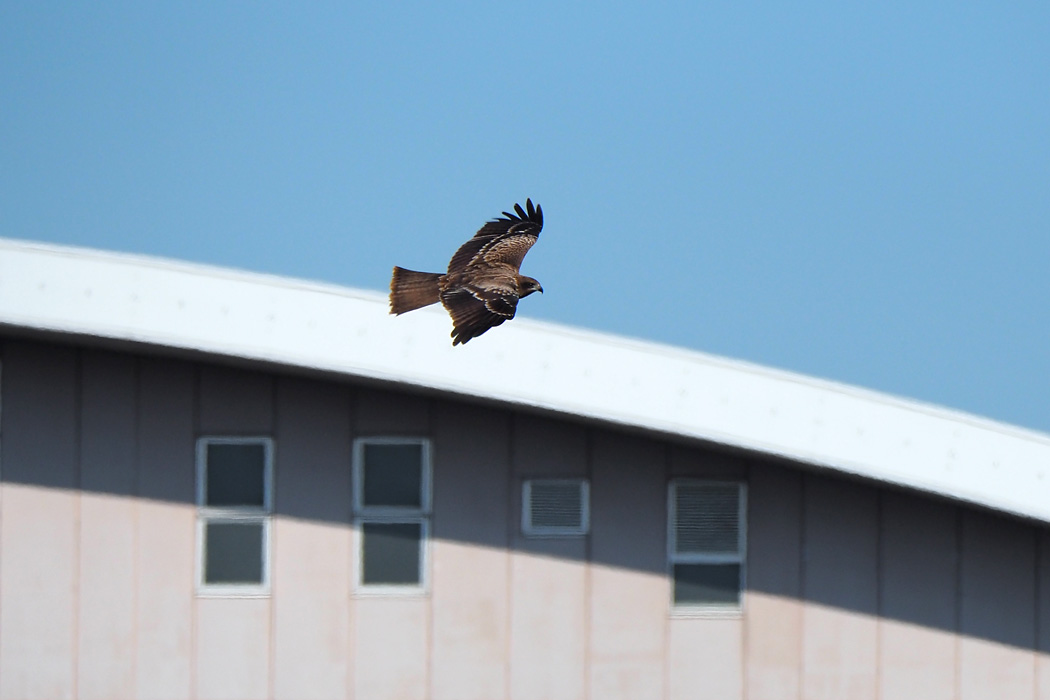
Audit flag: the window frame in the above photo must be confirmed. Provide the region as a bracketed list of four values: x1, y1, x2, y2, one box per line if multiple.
[352, 436, 432, 595]
[195, 436, 274, 597]
[667, 479, 747, 616]
[521, 478, 590, 537]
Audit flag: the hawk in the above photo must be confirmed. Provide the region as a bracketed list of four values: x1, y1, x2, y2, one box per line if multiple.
[389, 199, 544, 345]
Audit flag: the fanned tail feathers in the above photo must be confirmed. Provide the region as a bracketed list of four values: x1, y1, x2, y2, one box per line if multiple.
[389, 267, 442, 315]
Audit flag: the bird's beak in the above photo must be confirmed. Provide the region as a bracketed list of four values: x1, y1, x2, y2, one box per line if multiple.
[538, 285, 544, 294]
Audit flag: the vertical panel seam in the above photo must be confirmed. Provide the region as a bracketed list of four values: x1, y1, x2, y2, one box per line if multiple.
[797, 474, 807, 700]
[0, 341, 5, 692]
[424, 396, 435, 700]
[505, 412, 515, 700]
[584, 427, 593, 700]
[132, 356, 142, 697]
[953, 507, 962, 700]
[72, 348, 82, 700]
[741, 460, 751, 700]
[1033, 527, 1041, 700]
[346, 384, 357, 700]
[874, 489, 883, 700]
[191, 363, 201, 700]
[662, 443, 671, 700]
[268, 376, 278, 700]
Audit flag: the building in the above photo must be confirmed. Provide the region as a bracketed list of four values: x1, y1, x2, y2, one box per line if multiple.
[0, 238, 1048, 700]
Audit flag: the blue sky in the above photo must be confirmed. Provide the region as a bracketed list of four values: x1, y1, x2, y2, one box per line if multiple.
[3, 3, 1048, 432]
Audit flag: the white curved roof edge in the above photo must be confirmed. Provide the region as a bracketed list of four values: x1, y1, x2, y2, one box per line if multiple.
[2, 237, 1049, 522]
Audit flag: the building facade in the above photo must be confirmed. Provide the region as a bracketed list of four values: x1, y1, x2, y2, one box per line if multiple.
[1, 240, 1049, 699]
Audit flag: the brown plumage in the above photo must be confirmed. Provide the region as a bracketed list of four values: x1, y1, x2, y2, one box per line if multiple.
[390, 199, 544, 345]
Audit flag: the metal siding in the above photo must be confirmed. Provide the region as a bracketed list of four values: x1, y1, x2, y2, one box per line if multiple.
[588, 432, 667, 700]
[430, 402, 511, 700]
[78, 351, 137, 699]
[353, 599, 430, 699]
[746, 465, 803, 700]
[272, 377, 352, 700]
[195, 598, 272, 700]
[668, 618, 743, 700]
[198, 365, 274, 435]
[1039, 530, 1050, 700]
[0, 342, 78, 700]
[356, 386, 429, 434]
[3, 335, 1050, 700]
[958, 511, 1037, 699]
[801, 476, 879, 700]
[135, 358, 195, 700]
[509, 414, 588, 700]
[878, 492, 958, 700]
[195, 364, 275, 700]
[669, 445, 747, 479]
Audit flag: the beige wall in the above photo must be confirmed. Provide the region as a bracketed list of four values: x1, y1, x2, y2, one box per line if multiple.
[1, 338, 1048, 700]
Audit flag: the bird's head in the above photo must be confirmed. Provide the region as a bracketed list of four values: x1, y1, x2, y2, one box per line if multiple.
[517, 275, 543, 298]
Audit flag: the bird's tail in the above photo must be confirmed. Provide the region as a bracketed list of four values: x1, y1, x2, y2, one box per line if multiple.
[389, 267, 442, 315]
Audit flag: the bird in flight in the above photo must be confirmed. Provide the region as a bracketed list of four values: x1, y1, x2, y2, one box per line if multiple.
[389, 199, 544, 345]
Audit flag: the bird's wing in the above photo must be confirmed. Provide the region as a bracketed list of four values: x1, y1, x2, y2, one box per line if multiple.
[441, 285, 519, 345]
[447, 199, 543, 275]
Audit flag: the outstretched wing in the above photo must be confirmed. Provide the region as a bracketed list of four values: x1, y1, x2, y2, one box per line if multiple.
[447, 199, 543, 275]
[441, 285, 519, 346]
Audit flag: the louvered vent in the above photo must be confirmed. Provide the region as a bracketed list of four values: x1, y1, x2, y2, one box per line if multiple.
[523, 480, 589, 536]
[674, 482, 741, 555]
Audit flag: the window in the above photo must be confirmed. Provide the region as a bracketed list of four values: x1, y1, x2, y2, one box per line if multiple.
[668, 480, 746, 612]
[353, 437, 431, 592]
[522, 479, 589, 536]
[196, 437, 273, 595]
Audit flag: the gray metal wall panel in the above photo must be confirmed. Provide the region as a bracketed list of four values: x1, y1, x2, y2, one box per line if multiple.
[1039, 531, 1050, 700]
[746, 465, 803, 700]
[78, 351, 137, 699]
[198, 365, 274, 435]
[137, 358, 196, 503]
[273, 377, 352, 523]
[0, 341, 78, 700]
[801, 475, 879, 700]
[272, 377, 352, 700]
[355, 386, 429, 434]
[135, 357, 195, 700]
[430, 401, 512, 700]
[588, 431, 667, 700]
[958, 511, 1036, 699]
[878, 492, 957, 700]
[79, 350, 136, 494]
[0, 341, 78, 486]
[669, 445, 747, 478]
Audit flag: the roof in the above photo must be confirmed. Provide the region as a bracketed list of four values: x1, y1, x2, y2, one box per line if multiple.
[2, 237, 1049, 522]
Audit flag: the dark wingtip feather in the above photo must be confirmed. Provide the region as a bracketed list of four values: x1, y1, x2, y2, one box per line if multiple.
[498, 199, 542, 226]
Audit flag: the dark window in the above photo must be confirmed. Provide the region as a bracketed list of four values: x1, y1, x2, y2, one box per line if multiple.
[361, 522, 423, 585]
[362, 443, 424, 508]
[673, 563, 741, 606]
[204, 521, 265, 584]
[354, 438, 431, 591]
[197, 437, 272, 593]
[205, 443, 266, 507]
